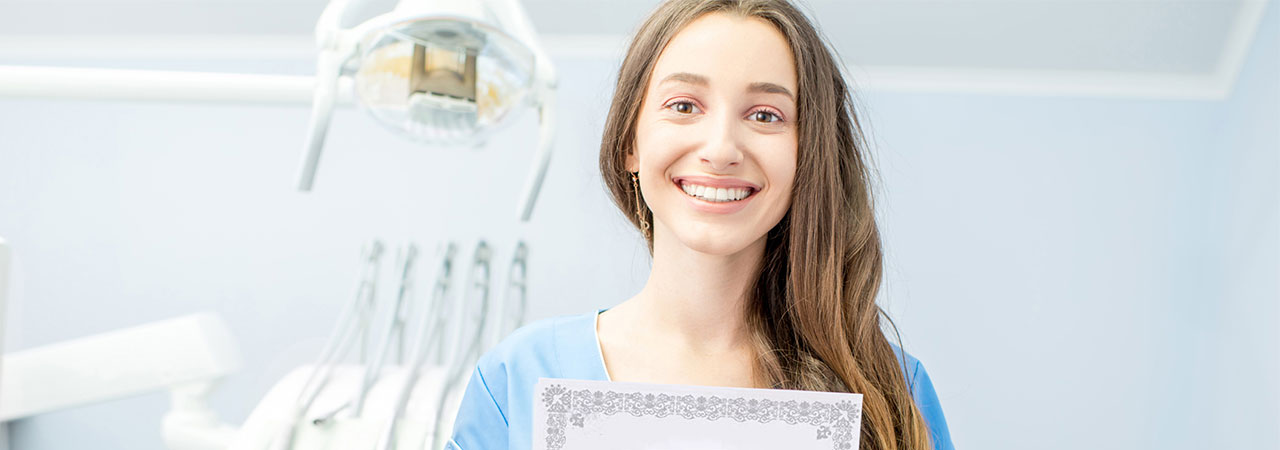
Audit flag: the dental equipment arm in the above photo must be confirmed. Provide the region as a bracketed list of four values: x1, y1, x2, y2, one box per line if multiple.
[0, 314, 241, 450]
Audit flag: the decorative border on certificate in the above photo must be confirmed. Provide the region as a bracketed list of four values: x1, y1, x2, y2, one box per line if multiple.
[534, 378, 863, 450]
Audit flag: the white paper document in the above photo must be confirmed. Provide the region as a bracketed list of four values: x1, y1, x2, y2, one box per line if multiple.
[532, 378, 863, 450]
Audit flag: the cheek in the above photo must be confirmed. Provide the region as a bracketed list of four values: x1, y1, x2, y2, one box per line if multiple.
[633, 118, 692, 170]
[758, 136, 798, 187]
[765, 142, 799, 207]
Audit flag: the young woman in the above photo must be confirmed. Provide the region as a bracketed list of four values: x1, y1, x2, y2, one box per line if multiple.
[447, 1, 953, 449]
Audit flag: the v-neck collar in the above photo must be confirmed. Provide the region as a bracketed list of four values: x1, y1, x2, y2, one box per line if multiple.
[552, 308, 613, 382]
[592, 308, 613, 382]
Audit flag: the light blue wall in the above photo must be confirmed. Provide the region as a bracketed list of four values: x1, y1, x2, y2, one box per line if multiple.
[1, 5, 1276, 449]
[866, 5, 1277, 448]
[1201, 2, 1279, 447]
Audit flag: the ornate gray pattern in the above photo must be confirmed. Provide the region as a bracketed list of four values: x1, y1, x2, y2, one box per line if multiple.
[540, 383, 862, 450]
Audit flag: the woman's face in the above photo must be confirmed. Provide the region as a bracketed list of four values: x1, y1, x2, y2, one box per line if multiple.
[627, 12, 799, 257]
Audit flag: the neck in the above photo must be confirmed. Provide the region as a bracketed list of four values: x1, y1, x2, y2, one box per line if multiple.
[632, 221, 766, 355]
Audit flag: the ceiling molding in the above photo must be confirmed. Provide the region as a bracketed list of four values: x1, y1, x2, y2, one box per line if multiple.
[1216, 0, 1272, 98]
[0, 1, 1269, 101]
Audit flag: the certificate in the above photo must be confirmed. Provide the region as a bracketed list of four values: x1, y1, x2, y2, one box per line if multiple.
[532, 378, 863, 450]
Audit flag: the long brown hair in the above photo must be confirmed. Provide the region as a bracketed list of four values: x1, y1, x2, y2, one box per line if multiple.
[597, 1, 932, 449]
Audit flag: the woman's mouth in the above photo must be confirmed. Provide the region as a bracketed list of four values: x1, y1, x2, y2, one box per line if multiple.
[677, 181, 757, 203]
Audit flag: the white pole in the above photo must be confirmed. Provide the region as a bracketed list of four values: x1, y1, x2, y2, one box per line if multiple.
[0, 66, 354, 105]
[0, 237, 9, 450]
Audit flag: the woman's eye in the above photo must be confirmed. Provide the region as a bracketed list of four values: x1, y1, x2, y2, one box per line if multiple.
[667, 101, 698, 114]
[750, 110, 782, 123]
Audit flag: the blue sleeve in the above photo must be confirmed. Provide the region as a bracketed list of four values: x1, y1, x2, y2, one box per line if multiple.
[445, 365, 509, 450]
[909, 360, 955, 450]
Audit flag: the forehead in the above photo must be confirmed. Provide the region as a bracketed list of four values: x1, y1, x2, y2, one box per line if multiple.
[649, 12, 797, 93]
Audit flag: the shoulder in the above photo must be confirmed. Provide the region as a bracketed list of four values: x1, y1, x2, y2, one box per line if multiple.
[470, 310, 599, 405]
[886, 341, 955, 450]
[470, 314, 567, 401]
[449, 313, 588, 449]
[886, 341, 923, 390]
[477, 314, 563, 370]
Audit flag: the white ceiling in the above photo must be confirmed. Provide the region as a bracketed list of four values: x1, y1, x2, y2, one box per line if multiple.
[0, 0, 1271, 99]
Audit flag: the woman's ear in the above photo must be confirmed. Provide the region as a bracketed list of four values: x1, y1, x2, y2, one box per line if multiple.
[624, 151, 638, 173]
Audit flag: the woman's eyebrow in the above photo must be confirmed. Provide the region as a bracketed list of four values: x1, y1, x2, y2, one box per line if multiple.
[658, 72, 709, 87]
[748, 82, 794, 101]
[657, 72, 794, 101]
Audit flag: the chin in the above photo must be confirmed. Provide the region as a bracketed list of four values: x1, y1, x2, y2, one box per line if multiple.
[670, 229, 765, 257]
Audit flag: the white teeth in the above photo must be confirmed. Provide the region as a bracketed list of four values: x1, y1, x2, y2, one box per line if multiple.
[679, 181, 753, 203]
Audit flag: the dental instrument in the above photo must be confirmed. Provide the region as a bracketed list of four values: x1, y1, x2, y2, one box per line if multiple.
[426, 240, 492, 450]
[371, 241, 457, 450]
[267, 240, 385, 450]
[350, 243, 419, 418]
[307, 242, 422, 427]
[484, 241, 528, 352]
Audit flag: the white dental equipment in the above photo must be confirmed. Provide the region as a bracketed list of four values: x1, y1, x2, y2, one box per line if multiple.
[0, 313, 242, 448]
[0, 236, 242, 450]
[296, 0, 558, 223]
[0, 237, 8, 450]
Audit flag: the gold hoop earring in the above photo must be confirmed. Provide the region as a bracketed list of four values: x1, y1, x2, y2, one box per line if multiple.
[631, 171, 651, 241]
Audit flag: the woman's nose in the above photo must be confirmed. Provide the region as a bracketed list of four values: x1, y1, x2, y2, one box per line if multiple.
[697, 113, 743, 171]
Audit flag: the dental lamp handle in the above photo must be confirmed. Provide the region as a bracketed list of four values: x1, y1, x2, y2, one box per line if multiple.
[296, 49, 339, 191]
[483, 0, 557, 222]
[484, 0, 556, 83]
[517, 93, 555, 222]
[297, 0, 365, 192]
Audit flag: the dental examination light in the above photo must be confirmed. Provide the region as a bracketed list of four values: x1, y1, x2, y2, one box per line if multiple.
[0, 0, 556, 223]
[296, 0, 558, 222]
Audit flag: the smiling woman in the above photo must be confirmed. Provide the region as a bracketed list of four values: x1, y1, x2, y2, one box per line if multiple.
[446, 1, 954, 450]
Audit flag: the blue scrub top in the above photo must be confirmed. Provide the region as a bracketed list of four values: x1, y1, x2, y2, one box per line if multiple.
[446, 308, 954, 450]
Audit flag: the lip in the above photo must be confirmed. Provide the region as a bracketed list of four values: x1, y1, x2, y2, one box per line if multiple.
[671, 176, 760, 215]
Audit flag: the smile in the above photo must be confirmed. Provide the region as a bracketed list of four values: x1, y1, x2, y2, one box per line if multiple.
[677, 182, 756, 203]
[671, 176, 761, 215]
